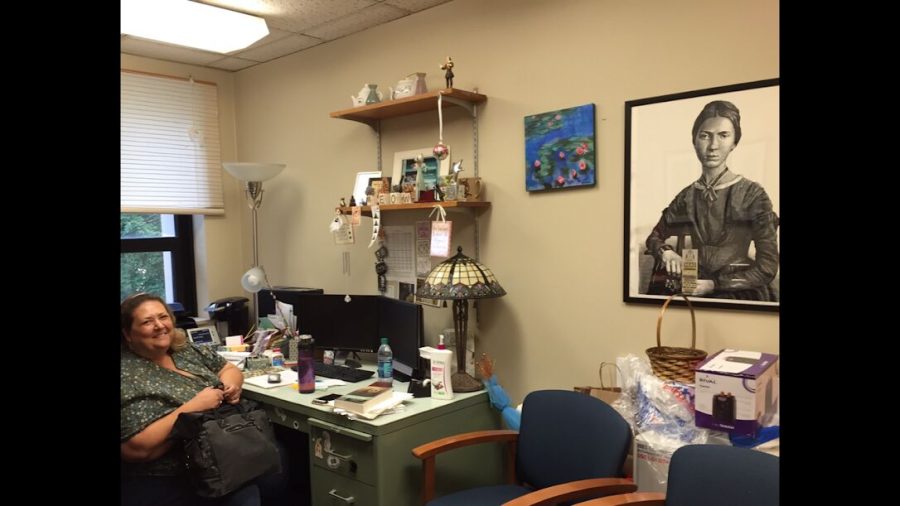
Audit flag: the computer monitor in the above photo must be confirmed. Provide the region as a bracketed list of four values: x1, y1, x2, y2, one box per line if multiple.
[377, 296, 424, 381]
[257, 287, 324, 323]
[295, 295, 380, 353]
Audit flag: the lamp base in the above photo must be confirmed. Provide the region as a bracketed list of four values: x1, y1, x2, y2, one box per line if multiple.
[451, 371, 484, 392]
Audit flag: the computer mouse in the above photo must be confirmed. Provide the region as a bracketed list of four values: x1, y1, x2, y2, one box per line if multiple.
[267, 373, 282, 383]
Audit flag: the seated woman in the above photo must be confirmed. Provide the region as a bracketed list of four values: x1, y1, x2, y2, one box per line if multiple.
[120, 292, 261, 506]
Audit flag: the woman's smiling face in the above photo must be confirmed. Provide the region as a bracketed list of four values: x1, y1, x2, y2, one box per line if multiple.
[693, 116, 737, 171]
[125, 300, 174, 356]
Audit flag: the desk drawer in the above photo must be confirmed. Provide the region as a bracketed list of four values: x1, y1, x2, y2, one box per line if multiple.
[309, 418, 375, 486]
[311, 467, 376, 505]
[263, 404, 309, 432]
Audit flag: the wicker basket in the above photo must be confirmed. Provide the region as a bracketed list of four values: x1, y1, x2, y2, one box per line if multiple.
[646, 293, 707, 383]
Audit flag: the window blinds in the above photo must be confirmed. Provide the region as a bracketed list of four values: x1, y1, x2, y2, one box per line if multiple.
[121, 71, 224, 215]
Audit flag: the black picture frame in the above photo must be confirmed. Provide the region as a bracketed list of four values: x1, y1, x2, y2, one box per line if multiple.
[624, 78, 780, 312]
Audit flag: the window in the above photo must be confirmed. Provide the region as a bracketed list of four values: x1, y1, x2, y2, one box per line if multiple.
[121, 70, 223, 314]
[120, 213, 197, 313]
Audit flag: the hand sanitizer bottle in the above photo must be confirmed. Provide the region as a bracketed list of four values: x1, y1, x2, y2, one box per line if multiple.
[420, 335, 454, 400]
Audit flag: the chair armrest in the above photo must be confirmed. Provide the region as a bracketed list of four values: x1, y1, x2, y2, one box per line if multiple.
[412, 429, 519, 460]
[572, 492, 666, 506]
[501, 478, 638, 506]
[412, 430, 519, 504]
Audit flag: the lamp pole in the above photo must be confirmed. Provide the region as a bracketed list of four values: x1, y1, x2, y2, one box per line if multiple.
[246, 180, 264, 323]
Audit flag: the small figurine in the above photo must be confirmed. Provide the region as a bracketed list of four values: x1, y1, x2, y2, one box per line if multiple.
[349, 195, 356, 207]
[339, 197, 347, 207]
[374, 245, 388, 293]
[440, 56, 455, 88]
[451, 159, 464, 182]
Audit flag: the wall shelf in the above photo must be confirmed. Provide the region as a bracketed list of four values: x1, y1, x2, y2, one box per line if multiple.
[340, 200, 490, 217]
[330, 88, 487, 125]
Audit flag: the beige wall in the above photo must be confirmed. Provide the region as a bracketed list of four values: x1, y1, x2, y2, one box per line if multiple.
[124, 0, 779, 403]
[120, 54, 246, 312]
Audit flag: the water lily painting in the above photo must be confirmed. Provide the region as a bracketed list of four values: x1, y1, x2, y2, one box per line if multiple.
[525, 104, 596, 192]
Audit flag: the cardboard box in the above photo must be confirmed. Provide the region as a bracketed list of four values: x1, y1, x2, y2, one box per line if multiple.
[632, 433, 681, 493]
[694, 349, 778, 436]
[633, 431, 731, 492]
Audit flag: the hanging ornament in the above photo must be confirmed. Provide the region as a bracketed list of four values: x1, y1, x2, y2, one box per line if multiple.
[329, 209, 343, 232]
[433, 142, 449, 161]
[433, 92, 450, 160]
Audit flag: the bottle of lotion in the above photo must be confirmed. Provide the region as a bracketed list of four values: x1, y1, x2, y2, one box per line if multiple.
[419, 335, 454, 400]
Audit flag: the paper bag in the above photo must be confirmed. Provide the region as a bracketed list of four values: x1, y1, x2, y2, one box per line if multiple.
[574, 362, 623, 405]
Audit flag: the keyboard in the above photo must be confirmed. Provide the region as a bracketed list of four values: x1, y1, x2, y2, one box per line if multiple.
[310, 362, 374, 383]
[242, 366, 286, 379]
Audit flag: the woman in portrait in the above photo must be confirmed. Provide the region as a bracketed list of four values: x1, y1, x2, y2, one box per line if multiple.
[645, 100, 779, 301]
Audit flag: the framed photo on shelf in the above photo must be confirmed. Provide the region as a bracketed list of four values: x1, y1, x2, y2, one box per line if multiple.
[624, 78, 779, 312]
[392, 148, 450, 194]
[353, 171, 381, 205]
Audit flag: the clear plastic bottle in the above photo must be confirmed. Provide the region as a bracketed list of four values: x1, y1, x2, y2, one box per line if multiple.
[297, 335, 316, 393]
[377, 337, 393, 386]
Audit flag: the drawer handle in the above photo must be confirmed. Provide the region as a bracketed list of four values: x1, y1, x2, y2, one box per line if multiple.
[328, 489, 356, 504]
[325, 449, 352, 461]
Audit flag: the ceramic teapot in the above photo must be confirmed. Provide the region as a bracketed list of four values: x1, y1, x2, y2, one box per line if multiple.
[351, 83, 383, 106]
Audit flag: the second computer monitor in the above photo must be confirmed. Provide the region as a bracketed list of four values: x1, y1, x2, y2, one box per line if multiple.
[377, 296, 424, 380]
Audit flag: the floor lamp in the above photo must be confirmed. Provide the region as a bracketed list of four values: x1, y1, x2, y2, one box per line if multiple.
[223, 162, 286, 324]
[416, 246, 506, 392]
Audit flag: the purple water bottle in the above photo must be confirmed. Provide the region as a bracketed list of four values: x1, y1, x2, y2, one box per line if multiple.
[297, 334, 316, 393]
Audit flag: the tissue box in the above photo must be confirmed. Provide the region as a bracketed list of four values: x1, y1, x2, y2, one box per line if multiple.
[694, 349, 778, 436]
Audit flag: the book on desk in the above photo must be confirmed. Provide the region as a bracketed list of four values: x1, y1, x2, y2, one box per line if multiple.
[333, 383, 393, 415]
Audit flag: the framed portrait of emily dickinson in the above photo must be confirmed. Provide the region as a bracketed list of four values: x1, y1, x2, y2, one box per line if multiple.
[624, 78, 780, 312]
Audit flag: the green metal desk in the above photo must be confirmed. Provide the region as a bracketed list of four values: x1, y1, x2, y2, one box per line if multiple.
[244, 370, 503, 505]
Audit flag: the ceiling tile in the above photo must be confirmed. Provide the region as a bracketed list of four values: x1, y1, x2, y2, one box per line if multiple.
[120, 37, 224, 65]
[206, 57, 260, 71]
[242, 27, 293, 52]
[384, 0, 451, 12]
[265, 0, 381, 33]
[234, 33, 324, 62]
[304, 3, 407, 41]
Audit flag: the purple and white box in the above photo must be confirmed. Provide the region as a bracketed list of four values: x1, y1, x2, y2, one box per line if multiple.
[694, 349, 778, 436]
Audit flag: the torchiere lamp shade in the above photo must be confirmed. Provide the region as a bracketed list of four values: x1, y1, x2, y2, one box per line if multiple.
[416, 246, 506, 392]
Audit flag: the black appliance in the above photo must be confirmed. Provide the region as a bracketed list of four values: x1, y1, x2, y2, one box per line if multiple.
[169, 301, 198, 331]
[206, 296, 250, 339]
[712, 392, 736, 426]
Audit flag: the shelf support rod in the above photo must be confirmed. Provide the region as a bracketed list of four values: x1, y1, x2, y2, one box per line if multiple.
[375, 120, 382, 172]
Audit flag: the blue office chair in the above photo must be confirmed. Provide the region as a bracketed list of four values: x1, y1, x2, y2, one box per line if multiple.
[412, 390, 636, 506]
[570, 444, 779, 506]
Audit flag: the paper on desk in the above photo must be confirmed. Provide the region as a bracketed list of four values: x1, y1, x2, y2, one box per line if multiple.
[244, 370, 299, 389]
[333, 392, 414, 420]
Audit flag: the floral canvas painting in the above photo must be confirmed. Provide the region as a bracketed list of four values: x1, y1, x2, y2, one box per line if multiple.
[525, 104, 596, 191]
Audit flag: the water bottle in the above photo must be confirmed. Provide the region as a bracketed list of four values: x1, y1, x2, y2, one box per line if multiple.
[297, 335, 316, 393]
[377, 337, 393, 386]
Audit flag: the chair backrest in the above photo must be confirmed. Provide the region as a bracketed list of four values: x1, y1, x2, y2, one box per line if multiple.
[665, 444, 779, 506]
[516, 390, 632, 490]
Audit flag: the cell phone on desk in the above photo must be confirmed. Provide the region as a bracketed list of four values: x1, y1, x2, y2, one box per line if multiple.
[312, 393, 341, 405]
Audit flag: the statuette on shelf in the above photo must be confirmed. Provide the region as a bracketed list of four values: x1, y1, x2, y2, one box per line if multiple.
[440, 57, 454, 88]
